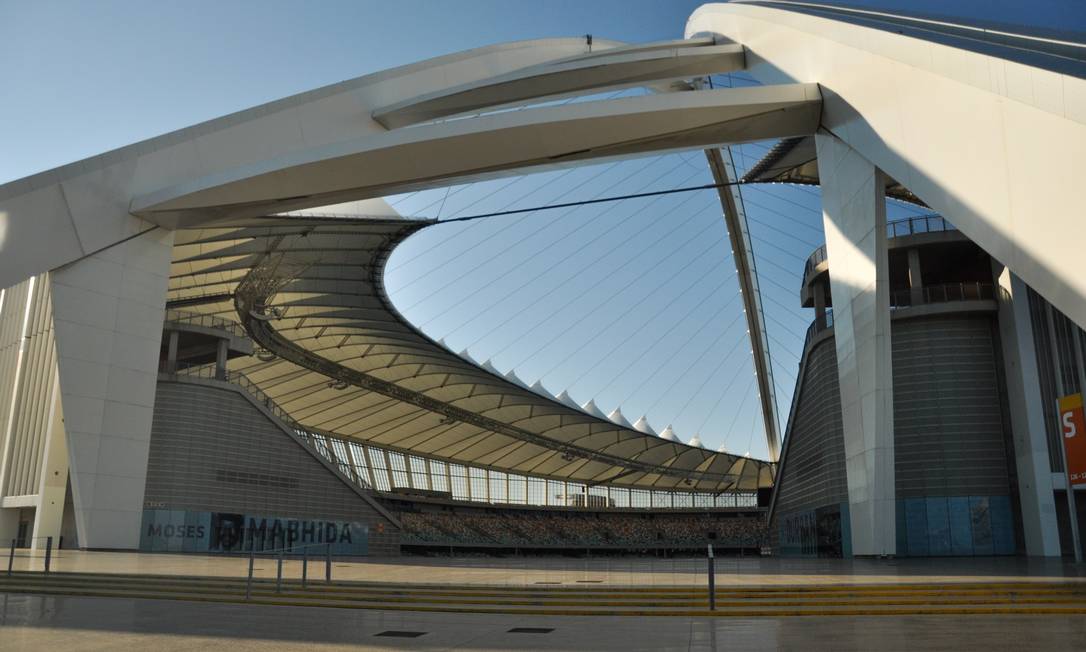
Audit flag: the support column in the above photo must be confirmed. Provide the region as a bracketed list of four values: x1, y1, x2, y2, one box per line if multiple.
[816, 132, 895, 557]
[993, 266, 1061, 555]
[31, 376, 67, 549]
[166, 330, 179, 374]
[49, 228, 174, 550]
[215, 338, 229, 380]
[813, 283, 827, 330]
[0, 508, 17, 542]
[907, 249, 923, 306]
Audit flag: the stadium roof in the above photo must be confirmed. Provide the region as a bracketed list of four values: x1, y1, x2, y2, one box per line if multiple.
[740, 136, 925, 206]
[168, 204, 774, 492]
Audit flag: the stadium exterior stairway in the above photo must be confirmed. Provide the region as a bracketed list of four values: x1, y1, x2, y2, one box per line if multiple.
[2, 572, 1086, 617]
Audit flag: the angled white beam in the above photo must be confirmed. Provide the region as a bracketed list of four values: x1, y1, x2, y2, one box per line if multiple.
[687, 2, 1086, 332]
[0, 37, 620, 291]
[132, 84, 821, 227]
[374, 41, 745, 128]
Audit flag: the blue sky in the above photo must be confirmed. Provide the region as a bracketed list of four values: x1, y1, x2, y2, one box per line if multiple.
[0, 1, 1078, 459]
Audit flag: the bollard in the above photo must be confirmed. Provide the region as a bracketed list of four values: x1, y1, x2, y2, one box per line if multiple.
[302, 549, 308, 588]
[707, 544, 716, 611]
[7, 540, 14, 576]
[44, 537, 53, 575]
[276, 549, 284, 593]
[246, 551, 255, 601]
[325, 543, 332, 583]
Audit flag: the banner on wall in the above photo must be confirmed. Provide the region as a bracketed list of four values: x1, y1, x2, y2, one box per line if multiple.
[1057, 393, 1086, 489]
[140, 510, 369, 555]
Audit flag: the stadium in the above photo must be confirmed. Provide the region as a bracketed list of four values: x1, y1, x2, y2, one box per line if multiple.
[1, 0, 1086, 648]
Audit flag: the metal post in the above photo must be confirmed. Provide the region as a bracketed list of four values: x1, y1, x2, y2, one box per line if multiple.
[1046, 303, 1083, 562]
[707, 544, 716, 611]
[245, 551, 254, 601]
[44, 537, 52, 574]
[276, 550, 283, 593]
[7, 540, 14, 576]
[325, 543, 332, 583]
[302, 549, 308, 588]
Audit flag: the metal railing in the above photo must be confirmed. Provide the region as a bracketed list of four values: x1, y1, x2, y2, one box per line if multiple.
[243, 542, 336, 599]
[802, 244, 827, 280]
[801, 214, 957, 283]
[164, 309, 249, 339]
[7, 536, 55, 576]
[802, 282, 995, 351]
[886, 213, 956, 238]
[889, 282, 995, 308]
[803, 308, 834, 350]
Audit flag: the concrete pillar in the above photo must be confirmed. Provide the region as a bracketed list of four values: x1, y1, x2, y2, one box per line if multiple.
[30, 377, 68, 550]
[813, 282, 827, 330]
[907, 248, 923, 306]
[993, 265, 1061, 555]
[0, 508, 18, 543]
[49, 228, 174, 550]
[166, 330, 179, 374]
[215, 338, 229, 380]
[816, 132, 895, 557]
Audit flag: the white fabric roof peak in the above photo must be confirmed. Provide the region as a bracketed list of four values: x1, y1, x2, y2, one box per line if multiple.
[503, 368, 527, 388]
[581, 399, 608, 420]
[555, 389, 580, 410]
[608, 407, 633, 429]
[529, 379, 551, 397]
[660, 425, 681, 442]
[632, 415, 657, 436]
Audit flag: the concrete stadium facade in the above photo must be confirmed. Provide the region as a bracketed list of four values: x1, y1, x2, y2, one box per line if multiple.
[0, 2, 1083, 558]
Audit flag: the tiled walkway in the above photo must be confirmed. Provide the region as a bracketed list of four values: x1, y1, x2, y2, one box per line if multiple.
[2, 592, 1085, 651]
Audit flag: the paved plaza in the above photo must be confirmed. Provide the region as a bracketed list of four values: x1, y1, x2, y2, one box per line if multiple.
[1, 591, 1085, 651]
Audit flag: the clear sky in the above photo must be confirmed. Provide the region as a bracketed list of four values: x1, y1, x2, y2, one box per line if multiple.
[1, 0, 1080, 460]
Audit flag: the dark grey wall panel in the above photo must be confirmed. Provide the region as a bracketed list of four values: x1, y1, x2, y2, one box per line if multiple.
[773, 337, 848, 520]
[892, 315, 1011, 498]
[145, 381, 400, 555]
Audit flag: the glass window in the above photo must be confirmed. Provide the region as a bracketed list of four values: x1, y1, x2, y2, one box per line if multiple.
[469, 467, 488, 502]
[348, 441, 371, 487]
[330, 439, 353, 478]
[508, 474, 527, 505]
[673, 492, 692, 509]
[547, 480, 564, 506]
[430, 460, 448, 493]
[610, 487, 630, 508]
[409, 456, 429, 491]
[527, 477, 545, 506]
[449, 464, 468, 500]
[652, 491, 672, 509]
[489, 470, 507, 504]
[388, 452, 410, 488]
[630, 489, 649, 509]
[366, 447, 391, 492]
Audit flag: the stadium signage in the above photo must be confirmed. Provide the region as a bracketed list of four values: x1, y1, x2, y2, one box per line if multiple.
[1058, 393, 1086, 488]
[140, 509, 368, 555]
